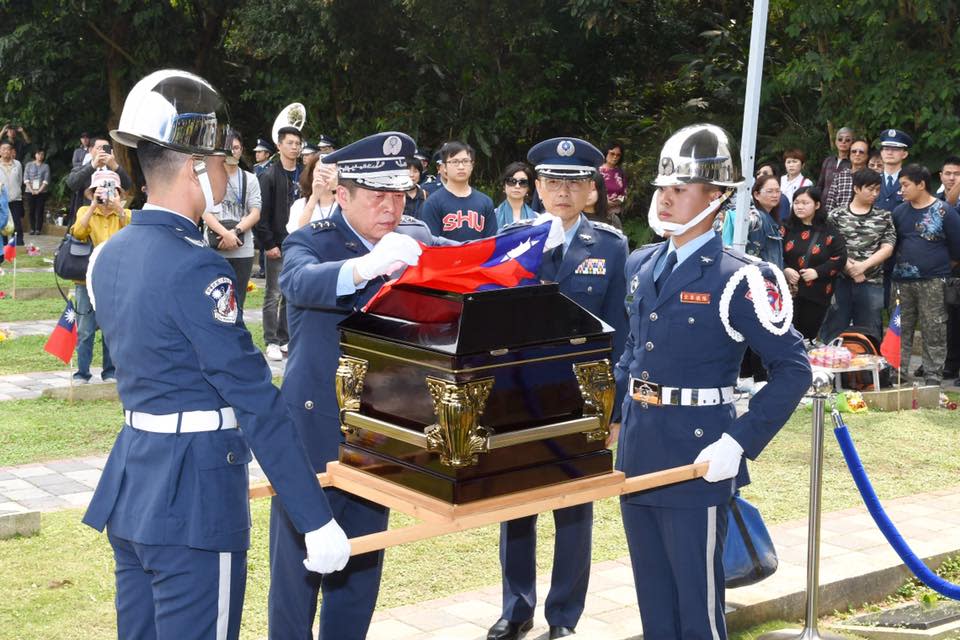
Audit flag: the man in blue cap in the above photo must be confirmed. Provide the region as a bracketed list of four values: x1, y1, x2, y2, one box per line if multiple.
[876, 129, 914, 307]
[317, 134, 336, 155]
[489, 137, 628, 640]
[253, 137, 276, 177]
[82, 69, 350, 640]
[270, 131, 450, 640]
[876, 128, 913, 212]
[615, 124, 810, 640]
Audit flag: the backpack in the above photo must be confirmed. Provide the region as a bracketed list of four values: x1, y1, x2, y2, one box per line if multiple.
[838, 328, 891, 390]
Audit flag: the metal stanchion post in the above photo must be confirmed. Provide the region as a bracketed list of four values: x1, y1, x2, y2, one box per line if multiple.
[759, 371, 844, 640]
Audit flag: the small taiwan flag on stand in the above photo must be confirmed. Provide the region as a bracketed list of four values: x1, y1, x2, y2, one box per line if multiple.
[44, 300, 79, 365]
[880, 304, 901, 369]
[2, 237, 15, 262]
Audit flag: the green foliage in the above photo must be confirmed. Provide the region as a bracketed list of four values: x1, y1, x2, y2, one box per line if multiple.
[2, 0, 959, 208]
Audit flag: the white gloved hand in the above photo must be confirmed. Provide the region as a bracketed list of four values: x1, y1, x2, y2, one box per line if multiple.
[693, 433, 744, 483]
[533, 212, 565, 251]
[351, 232, 422, 281]
[303, 518, 352, 574]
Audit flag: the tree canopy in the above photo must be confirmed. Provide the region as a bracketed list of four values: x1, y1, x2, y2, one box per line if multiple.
[3, 0, 959, 216]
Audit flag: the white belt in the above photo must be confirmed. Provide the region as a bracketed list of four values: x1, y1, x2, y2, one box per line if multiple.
[125, 408, 237, 433]
[629, 377, 735, 407]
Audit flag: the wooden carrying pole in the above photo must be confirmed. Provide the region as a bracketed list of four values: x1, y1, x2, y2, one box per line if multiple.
[250, 461, 708, 556]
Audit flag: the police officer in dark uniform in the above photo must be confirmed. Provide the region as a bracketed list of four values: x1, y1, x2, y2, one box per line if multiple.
[615, 124, 811, 640]
[876, 129, 913, 307]
[82, 69, 350, 640]
[270, 132, 450, 640]
[489, 137, 629, 640]
[253, 137, 276, 177]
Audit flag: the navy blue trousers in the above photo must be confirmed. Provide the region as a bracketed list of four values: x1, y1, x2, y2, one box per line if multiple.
[268, 487, 389, 640]
[498, 502, 593, 627]
[620, 502, 729, 640]
[109, 531, 246, 640]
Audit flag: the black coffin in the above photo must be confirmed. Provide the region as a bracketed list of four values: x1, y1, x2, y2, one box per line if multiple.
[335, 283, 616, 504]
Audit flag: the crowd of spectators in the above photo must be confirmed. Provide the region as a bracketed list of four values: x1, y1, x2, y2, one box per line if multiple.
[5, 116, 958, 388]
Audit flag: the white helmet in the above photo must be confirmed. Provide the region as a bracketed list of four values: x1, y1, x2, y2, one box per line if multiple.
[111, 69, 232, 156]
[652, 124, 744, 188]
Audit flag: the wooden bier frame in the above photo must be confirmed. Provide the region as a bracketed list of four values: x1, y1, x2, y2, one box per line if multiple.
[249, 461, 708, 556]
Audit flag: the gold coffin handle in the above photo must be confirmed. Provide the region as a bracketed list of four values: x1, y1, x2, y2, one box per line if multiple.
[341, 411, 604, 453]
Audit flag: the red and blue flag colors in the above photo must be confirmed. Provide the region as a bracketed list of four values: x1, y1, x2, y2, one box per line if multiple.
[880, 304, 901, 369]
[2, 237, 14, 262]
[365, 222, 551, 310]
[44, 300, 79, 365]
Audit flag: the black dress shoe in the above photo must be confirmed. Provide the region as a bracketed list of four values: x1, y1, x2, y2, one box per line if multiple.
[487, 617, 533, 640]
[549, 626, 576, 638]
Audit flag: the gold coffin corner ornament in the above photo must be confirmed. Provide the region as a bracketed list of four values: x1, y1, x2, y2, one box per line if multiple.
[573, 360, 615, 442]
[424, 376, 494, 468]
[336, 356, 368, 434]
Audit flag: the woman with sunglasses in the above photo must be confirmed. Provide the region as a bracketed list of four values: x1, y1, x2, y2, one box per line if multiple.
[495, 161, 538, 228]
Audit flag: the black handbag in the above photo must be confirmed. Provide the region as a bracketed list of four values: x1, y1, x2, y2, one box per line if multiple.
[53, 233, 93, 281]
[723, 494, 778, 587]
[207, 170, 246, 248]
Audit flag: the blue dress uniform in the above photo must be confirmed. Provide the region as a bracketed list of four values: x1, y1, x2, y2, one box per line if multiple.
[83, 206, 332, 640]
[615, 232, 810, 640]
[875, 129, 914, 306]
[269, 131, 451, 640]
[498, 214, 628, 629]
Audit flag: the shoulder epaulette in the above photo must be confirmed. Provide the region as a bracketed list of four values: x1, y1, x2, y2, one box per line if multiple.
[722, 246, 761, 264]
[501, 219, 535, 232]
[590, 220, 626, 239]
[399, 215, 423, 225]
[311, 220, 336, 232]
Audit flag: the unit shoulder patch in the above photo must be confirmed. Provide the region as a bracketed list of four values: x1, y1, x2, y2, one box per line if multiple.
[311, 220, 336, 232]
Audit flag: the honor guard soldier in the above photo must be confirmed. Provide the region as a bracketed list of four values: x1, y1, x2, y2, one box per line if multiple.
[253, 137, 276, 177]
[876, 129, 913, 306]
[270, 132, 451, 640]
[489, 137, 629, 640]
[614, 124, 810, 640]
[82, 70, 350, 640]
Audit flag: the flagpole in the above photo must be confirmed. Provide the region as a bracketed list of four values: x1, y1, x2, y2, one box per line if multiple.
[10, 251, 15, 299]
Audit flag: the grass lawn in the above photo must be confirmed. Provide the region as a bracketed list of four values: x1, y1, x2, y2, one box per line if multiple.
[0, 322, 266, 375]
[0, 403, 957, 638]
[0, 297, 66, 323]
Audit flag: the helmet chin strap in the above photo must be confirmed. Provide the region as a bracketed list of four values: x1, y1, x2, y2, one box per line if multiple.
[647, 188, 732, 237]
[193, 159, 222, 214]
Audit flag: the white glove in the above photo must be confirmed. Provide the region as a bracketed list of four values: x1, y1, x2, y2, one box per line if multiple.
[351, 232, 422, 281]
[533, 212, 565, 252]
[303, 518, 351, 574]
[693, 433, 744, 483]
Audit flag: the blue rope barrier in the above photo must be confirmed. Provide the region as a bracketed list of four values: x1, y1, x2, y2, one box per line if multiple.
[832, 410, 960, 599]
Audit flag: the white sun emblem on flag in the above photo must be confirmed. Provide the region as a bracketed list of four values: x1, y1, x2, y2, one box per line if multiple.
[893, 314, 900, 327]
[64, 308, 76, 324]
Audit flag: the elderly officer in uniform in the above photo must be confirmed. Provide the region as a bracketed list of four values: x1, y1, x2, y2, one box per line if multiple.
[81, 69, 350, 640]
[488, 137, 628, 640]
[615, 124, 810, 640]
[270, 132, 450, 640]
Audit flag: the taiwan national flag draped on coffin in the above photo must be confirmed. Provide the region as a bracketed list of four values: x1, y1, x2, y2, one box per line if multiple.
[880, 304, 901, 369]
[365, 221, 552, 310]
[44, 300, 79, 364]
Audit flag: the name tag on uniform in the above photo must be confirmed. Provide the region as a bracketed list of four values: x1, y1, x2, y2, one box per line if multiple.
[680, 291, 711, 304]
[575, 258, 606, 275]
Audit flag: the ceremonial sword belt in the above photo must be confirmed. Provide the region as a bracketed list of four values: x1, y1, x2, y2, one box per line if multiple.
[629, 377, 734, 407]
[124, 407, 238, 433]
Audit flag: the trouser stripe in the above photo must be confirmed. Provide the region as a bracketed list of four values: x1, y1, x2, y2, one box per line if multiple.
[217, 552, 231, 640]
[706, 506, 720, 640]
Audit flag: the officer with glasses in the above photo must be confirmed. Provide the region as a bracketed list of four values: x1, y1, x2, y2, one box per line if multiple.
[82, 69, 350, 640]
[616, 124, 809, 640]
[489, 137, 628, 640]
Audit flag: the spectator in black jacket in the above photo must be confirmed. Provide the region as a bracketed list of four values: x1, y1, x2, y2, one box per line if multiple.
[254, 126, 303, 360]
[66, 137, 132, 226]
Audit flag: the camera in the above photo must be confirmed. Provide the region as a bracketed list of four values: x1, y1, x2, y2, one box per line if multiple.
[97, 179, 117, 204]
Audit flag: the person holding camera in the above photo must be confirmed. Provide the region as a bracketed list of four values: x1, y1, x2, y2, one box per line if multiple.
[66, 136, 133, 225]
[0, 140, 23, 245]
[69, 170, 130, 382]
[202, 132, 261, 309]
[1, 124, 30, 161]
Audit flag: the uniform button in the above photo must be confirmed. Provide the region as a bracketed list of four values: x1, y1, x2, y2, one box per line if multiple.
[688, 317, 696, 325]
[226, 451, 237, 464]
[587, 285, 593, 293]
[649, 312, 658, 321]
[694, 428, 704, 438]
[645, 341, 654, 351]
[641, 402, 648, 409]
[640, 371, 649, 380]
[304, 400, 314, 410]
